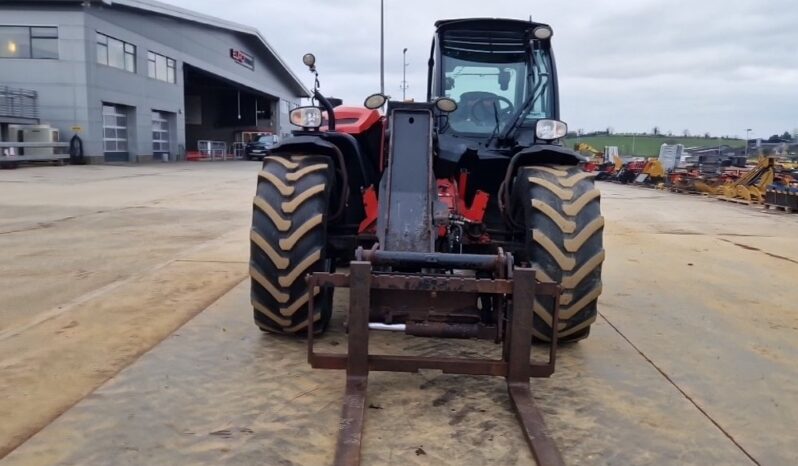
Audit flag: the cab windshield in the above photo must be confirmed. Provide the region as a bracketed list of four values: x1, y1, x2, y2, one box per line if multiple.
[440, 37, 553, 136]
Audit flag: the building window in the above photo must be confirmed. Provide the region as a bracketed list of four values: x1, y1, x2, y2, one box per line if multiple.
[96, 32, 135, 72]
[102, 105, 128, 153]
[152, 111, 170, 153]
[147, 51, 176, 83]
[0, 26, 58, 59]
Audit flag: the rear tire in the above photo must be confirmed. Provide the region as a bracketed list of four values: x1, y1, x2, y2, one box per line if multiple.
[515, 165, 605, 342]
[250, 154, 334, 334]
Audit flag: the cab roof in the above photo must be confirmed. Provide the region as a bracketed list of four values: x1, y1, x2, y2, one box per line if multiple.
[434, 18, 550, 31]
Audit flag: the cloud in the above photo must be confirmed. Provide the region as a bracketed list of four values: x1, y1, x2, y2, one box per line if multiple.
[163, 0, 798, 137]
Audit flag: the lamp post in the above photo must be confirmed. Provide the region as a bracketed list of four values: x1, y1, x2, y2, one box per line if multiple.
[401, 47, 408, 100]
[380, 0, 385, 94]
[745, 128, 752, 159]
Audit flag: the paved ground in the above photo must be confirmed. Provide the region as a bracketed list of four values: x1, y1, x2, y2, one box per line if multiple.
[2, 171, 798, 465]
[0, 162, 259, 457]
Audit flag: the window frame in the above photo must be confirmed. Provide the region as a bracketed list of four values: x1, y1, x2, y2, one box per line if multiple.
[0, 25, 58, 59]
[147, 51, 156, 77]
[96, 32, 136, 73]
[124, 42, 136, 72]
[147, 50, 177, 83]
[166, 57, 176, 83]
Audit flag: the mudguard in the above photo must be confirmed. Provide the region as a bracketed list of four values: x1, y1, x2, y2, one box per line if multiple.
[268, 135, 350, 221]
[500, 144, 590, 222]
[513, 144, 589, 165]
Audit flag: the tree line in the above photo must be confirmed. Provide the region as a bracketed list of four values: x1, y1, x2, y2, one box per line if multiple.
[567, 128, 796, 142]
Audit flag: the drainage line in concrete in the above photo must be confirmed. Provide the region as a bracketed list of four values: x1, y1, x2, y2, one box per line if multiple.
[599, 313, 761, 466]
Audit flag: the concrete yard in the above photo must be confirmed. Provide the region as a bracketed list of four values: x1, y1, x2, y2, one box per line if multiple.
[0, 163, 255, 458]
[1, 165, 798, 465]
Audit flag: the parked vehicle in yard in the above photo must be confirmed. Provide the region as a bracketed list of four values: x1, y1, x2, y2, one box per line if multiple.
[244, 134, 277, 160]
[248, 18, 604, 465]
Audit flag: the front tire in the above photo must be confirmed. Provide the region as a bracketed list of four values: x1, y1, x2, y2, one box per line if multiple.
[249, 154, 334, 334]
[515, 165, 605, 342]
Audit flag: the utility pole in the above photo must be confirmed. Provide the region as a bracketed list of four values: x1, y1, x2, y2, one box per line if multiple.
[380, 0, 385, 94]
[401, 47, 408, 100]
[745, 128, 752, 158]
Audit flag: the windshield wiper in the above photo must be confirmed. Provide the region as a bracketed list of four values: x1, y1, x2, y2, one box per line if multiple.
[498, 76, 547, 144]
[486, 101, 501, 146]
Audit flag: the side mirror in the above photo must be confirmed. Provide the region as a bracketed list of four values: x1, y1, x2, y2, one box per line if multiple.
[328, 97, 343, 108]
[498, 69, 511, 91]
[444, 77, 455, 91]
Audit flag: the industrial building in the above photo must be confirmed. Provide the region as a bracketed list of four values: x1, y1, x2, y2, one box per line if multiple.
[0, 0, 309, 163]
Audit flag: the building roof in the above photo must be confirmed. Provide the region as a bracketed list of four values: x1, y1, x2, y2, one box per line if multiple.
[685, 145, 734, 152]
[5, 0, 310, 97]
[104, 0, 309, 97]
[16, 0, 310, 97]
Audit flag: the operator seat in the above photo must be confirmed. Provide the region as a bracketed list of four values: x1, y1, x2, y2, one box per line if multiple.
[453, 91, 501, 123]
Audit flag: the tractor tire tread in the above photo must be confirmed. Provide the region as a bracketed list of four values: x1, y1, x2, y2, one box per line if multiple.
[517, 164, 605, 342]
[250, 154, 334, 334]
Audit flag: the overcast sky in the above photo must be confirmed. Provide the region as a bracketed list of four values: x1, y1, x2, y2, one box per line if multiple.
[165, 0, 797, 138]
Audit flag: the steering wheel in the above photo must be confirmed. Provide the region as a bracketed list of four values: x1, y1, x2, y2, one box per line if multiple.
[470, 96, 515, 124]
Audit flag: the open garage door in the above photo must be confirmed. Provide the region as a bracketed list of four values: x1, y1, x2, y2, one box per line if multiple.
[183, 64, 279, 159]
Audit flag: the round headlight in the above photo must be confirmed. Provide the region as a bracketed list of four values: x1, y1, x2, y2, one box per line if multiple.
[533, 26, 553, 40]
[302, 53, 316, 68]
[364, 93, 387, 109]
[535, 119, 567, 141]
[434, 97, 458, 113]
[290, 106, 323, 128]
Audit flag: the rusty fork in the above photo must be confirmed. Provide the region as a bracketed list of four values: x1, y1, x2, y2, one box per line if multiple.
[307, 262, 564, 466]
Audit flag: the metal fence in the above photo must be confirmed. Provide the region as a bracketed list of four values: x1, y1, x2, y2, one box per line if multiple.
[231, 142, 245, 159]
[0, 86, 39, 121]
[197, 140, 230, 160]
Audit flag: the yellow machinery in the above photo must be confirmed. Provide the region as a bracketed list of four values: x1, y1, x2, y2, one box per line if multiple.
[776, 159, 798, 171]
[574, 143, 604, 164]
[692, 180, 717, 194]
[715, 157, 775, 202]
[613, 153, 624, 171]
[642, 159, 665, 179]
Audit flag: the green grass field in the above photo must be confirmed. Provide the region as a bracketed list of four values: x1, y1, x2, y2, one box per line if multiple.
[563, 135, 746, 156]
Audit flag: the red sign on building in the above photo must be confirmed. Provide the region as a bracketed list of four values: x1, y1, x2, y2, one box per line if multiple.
[230, 49, 254, 70]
